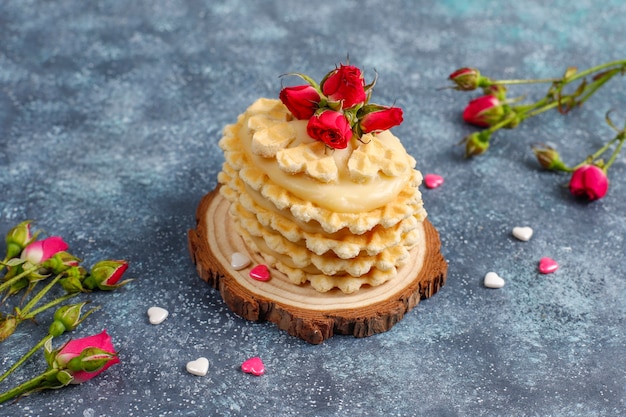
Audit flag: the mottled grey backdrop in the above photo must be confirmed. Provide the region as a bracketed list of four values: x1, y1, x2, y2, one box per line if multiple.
[1, 1, 625, 416]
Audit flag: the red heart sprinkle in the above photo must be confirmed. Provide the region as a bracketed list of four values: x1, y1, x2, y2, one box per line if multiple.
[249, 264, 270, 281]
[241, 357, 265, 376]
[538, 257, 559, 274]
[424, 174, 444, 189]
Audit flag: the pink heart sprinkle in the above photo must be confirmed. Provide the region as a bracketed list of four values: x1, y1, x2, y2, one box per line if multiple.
[241, 357, 265, 376]
[538, 257, 559, 274]
[249, 264, 270, 281]
[424, 174, 444, 189]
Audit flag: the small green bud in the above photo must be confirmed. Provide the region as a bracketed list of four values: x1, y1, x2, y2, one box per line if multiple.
[67, 347, 118, 373]
[463, 131, 492, 158]
[60, 275, 85, 294]
[53, 303, 82, 331]
[56, 370, 74, 386]
[42, 251, 81, 275]
[49, 320, 67, 337]
[4, 220, 35, 259]
[51, 302, 99, 334]
[531, 144, 570, 171]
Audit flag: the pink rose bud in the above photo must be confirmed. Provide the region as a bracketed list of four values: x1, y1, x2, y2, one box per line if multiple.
[449, 67, 488, 91]
[306, 110, 353, 149]
[462, 95, 505, 127]
[359, 106, 404, 133]
[321, 64, 367, 109]
[83, 260, 130, 291]
[279, 85, 321, 120]
[52, 330, 119, 384]
[21, 236, 69, 265]
[4, 220, 35, 260]
[568, 164, 609, 201]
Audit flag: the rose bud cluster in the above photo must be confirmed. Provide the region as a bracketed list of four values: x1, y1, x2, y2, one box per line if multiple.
[279, 62, 403, 149]
[2, 226, 132, 298]
[1, 222, 132, 344]
[447, 60, 626, 201]
[1, 235, 71, 298]
[0, 222, 129, 403]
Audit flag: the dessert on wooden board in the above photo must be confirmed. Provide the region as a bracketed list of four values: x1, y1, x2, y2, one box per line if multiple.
[188, 63, 447, 344]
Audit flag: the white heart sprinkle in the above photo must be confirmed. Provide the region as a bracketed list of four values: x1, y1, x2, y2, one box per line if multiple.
[484, 272, 505, 289]
[186, 357, 209, 376]
[230, 252, 251, 270]
[512, 226, 533, 242]
[147, 306, 169, 325]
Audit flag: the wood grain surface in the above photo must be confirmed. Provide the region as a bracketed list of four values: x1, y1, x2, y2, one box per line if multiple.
[188, 187, 448, 344]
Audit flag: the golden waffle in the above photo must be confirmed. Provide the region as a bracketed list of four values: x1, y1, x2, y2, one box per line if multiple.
[217, 98, 428, 293]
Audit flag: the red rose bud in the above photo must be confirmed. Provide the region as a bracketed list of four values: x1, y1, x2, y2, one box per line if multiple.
[21, 236, 69, 265]
[4, 220, 36, 260]
[531, 144, 569, 171]
[449, 67, 490, 91]
[52, 330, 119, 384]
[83, 260, 131, 291]
[462, 95, 505, 127]
[306, 110, 353, 149]
[279, 85, 321, 119]
[569, 164, 609, 201]
[321, 64, 367, 109]
[359, 106, 404, 133]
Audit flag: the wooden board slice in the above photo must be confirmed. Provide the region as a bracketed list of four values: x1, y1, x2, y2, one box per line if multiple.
[188, 187, 447, 344]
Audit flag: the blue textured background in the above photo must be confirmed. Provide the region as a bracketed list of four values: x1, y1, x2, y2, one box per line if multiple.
[1, 1, 625, 416]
